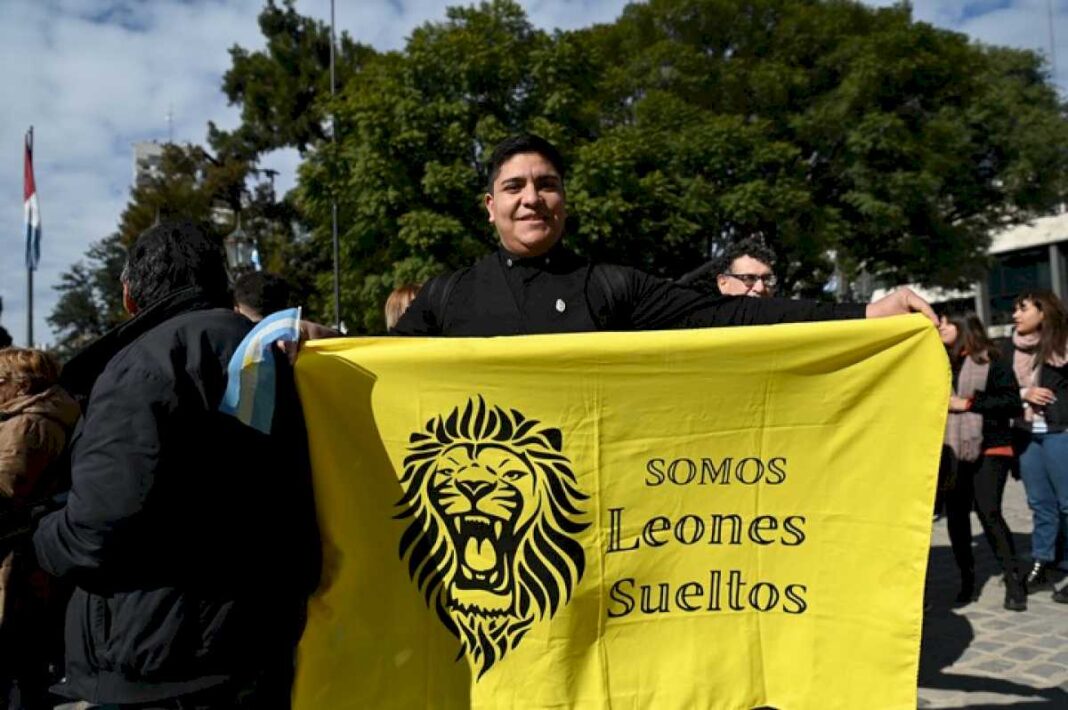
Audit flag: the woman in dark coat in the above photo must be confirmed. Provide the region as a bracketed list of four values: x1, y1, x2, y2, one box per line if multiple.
[940, 314, 1026, 611]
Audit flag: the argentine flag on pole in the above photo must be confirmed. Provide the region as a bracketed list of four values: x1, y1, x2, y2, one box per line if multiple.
[220, 307, 302, 433]
[24, 127, 41, 271]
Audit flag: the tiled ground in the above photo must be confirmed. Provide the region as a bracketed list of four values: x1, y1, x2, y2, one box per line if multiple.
[919, 478, 1068, 708]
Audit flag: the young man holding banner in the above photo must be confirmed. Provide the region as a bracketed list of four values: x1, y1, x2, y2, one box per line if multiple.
[392, 134, 935, 336]
[290, 135, 949, 710]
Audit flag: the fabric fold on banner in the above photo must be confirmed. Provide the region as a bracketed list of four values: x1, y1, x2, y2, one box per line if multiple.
[293, 315, 948, 710]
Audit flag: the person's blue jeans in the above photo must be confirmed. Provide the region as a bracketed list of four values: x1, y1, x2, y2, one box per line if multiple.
[1019, 430, 1068, 563]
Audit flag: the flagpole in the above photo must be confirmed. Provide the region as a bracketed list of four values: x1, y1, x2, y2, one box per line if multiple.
[330, 0, 341, 331]
[26, 126, 34, 348]
[1049, 0, 1059, 87]
[26, 268, 33, 348]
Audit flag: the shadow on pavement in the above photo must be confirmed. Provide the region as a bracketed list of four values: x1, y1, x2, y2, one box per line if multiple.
[919, 539, 1068, 707]
[921, 670, 1068, 705]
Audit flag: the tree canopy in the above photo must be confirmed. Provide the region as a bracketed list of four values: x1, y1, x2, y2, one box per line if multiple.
[283, 0, 1068, 330]
[52, 0, 1068, 342]
[47, 233, 127, 360]
[48, 141, 307, 356]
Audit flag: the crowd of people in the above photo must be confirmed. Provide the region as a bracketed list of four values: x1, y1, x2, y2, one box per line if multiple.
[931, 291, 1068, 614]
[0, 133, 1064, 707]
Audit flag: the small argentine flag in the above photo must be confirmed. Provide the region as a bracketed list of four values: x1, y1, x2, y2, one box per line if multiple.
[219, 307, 302, 433]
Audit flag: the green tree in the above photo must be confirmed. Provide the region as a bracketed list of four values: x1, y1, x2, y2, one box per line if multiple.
[48, 233, 127, 360]
[217, 0, 373, 157]
[201, 0, 1068, 330]
[49, 141, 304, 357]
[117, 142, 306, 281]
[49, 0, 368, 349]
[116, 144, 226, 243]
[297, 0, 605, 331]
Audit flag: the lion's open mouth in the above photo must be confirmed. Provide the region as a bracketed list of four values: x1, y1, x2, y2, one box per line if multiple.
[451, 513, 511, 590]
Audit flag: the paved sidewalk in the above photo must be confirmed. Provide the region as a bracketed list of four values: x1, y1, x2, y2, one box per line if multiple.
[918, 477, 1068, 708]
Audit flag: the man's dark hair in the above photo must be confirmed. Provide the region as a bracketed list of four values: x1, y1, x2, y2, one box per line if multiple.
[721, 237, 777, 274]
[233, 271, 292, 319]
[0, 325, 11, 349]
[123, 221, 229, 309]
[486, 134, 566, 192]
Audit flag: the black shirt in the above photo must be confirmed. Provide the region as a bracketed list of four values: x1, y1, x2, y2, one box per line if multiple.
[392, 245, 866, 336]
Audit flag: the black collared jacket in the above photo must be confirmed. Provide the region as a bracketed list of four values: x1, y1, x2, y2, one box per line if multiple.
[392, 246, 865, 336]
[33, 287, 318, 704]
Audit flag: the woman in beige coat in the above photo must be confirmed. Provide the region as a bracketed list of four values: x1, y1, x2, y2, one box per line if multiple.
[0, 348, 79, 708]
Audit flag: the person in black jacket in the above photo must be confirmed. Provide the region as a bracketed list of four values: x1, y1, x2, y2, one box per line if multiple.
[33, 222, 318, 708]
[939, 314, 1026, 611]
[391, 134, 936, 336]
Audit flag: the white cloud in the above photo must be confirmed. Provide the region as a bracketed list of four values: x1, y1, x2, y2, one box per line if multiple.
[0, 0, 266, 346]
[858, 2, 1065, 87]
[0, 0, 1064, 346]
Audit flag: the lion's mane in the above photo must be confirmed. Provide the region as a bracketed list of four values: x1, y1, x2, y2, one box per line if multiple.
[396, 396, 588, 676]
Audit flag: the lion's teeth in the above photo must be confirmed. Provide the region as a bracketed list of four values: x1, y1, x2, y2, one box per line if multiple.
[453, 518, 461, 534]
[489, 569, 499, 585]
[493, 521, 502, 538]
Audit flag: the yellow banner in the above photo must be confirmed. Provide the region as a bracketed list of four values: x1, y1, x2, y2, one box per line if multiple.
[293, 315, 947, 709]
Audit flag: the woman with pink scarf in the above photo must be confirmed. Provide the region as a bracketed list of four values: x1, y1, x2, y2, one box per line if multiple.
[940, 314, 1025, 610]
[1012, 289, 1068, 601]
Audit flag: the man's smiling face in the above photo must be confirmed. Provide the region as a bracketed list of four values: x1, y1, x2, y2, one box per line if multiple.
[485, 151, 567, 258]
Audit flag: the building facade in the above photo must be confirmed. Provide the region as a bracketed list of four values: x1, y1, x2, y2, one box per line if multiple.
[872, 211, 1068, 336]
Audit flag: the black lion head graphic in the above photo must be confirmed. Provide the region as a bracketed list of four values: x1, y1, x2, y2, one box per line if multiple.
[396, 396, 589, 677]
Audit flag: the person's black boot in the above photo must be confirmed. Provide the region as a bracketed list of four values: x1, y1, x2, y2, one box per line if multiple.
[1053, 583, 1068, 604]
[1025, 561, 1052, 594]
[954, 574, 976, 605]
[1004, 572, 1028, 611]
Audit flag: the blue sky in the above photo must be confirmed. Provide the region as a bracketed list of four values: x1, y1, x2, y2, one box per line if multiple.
[1, 0, 1065, 345]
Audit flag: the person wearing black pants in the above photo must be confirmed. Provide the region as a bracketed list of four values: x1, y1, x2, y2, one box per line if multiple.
[945, 456, 1020, 602]
[940, 313, 1027, 611]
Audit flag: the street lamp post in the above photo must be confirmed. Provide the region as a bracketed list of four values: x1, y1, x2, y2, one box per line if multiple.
[223, 213, 258, 274]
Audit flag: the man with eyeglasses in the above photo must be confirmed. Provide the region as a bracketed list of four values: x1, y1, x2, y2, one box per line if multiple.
[717, 238, 777, 298]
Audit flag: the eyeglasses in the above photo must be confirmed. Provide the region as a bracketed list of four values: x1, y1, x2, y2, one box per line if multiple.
[724, 272, 777, 289]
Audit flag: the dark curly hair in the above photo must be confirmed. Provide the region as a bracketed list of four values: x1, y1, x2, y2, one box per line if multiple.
[721, 236, 777, 274]
[122, 221, 230, 309]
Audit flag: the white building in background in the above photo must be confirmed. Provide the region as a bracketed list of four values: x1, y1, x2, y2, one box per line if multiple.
[133, 141, 164, 188]
[872, 210, 1068, 336]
